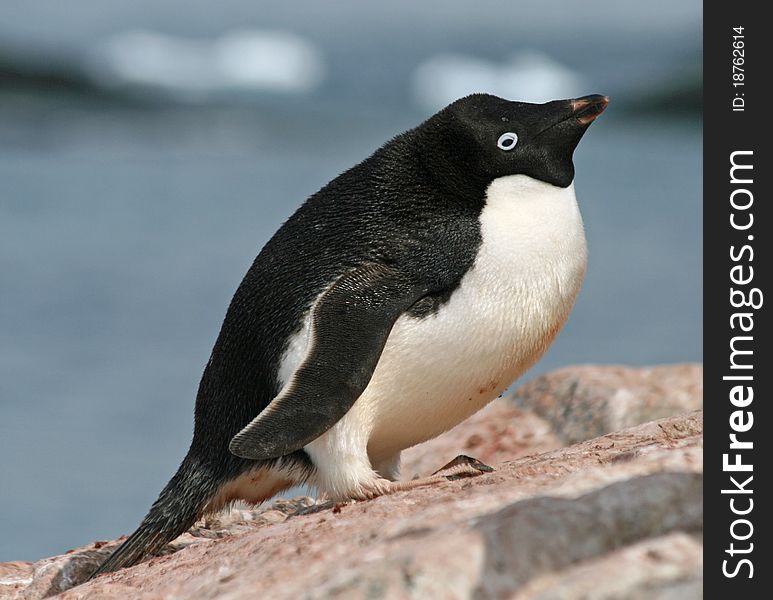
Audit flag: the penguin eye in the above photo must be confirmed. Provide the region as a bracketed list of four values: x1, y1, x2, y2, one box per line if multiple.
[497, 132, 518, 151]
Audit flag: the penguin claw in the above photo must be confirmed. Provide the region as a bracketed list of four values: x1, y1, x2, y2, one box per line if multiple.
[344, 456, 494, 502]
[431, 455, 495, 481]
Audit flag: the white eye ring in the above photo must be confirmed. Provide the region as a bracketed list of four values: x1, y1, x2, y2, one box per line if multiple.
[497, 132, 518, 151]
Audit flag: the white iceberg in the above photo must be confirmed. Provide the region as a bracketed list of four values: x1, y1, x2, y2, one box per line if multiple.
[89, 29, 326, 99]
[412, 50, 586, 110]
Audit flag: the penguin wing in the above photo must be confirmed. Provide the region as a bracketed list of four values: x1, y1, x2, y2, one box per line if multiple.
[229, 263, 431, 461]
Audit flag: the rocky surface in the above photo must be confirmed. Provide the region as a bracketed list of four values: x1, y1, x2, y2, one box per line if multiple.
[0, 365, 703, 600]
[402, 401, 562, 478]
[509, 363, 702, 444]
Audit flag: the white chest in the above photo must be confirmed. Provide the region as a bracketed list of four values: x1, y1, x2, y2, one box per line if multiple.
[360, 175, 587, 459]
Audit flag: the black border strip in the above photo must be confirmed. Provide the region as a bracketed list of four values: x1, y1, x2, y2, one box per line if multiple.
[705, 1, 769, 593]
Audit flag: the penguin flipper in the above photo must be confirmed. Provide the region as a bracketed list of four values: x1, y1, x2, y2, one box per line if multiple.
[229, 263, 431, 461]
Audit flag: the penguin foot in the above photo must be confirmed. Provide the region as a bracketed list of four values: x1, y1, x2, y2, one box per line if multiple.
[352, 455, 494, 500]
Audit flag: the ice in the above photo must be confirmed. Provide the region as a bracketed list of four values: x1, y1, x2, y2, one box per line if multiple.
[89, 29, 326, 99]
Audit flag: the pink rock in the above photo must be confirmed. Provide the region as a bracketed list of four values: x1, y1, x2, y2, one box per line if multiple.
[0, 366, 704, 600]
[508, 364, 703, 444]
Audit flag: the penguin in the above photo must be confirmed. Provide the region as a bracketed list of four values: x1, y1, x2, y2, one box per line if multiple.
[92, 93, 608, 576]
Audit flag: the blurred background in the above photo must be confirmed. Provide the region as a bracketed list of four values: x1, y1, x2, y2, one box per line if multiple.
[0, 0, 701, 562]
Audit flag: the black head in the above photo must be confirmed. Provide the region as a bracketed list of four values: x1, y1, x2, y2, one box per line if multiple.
[415, 93, 608, 190]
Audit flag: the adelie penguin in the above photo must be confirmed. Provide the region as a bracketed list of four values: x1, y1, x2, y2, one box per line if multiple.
[92, 92, 608, 576]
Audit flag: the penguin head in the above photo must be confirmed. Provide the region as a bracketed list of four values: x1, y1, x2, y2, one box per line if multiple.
[420, 93, 608, 189]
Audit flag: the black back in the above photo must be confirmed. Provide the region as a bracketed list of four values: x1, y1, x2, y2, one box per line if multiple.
[194, 122, 482, 466]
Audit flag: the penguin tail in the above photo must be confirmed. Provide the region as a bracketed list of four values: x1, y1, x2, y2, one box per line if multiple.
[89, 453, 223, 579]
